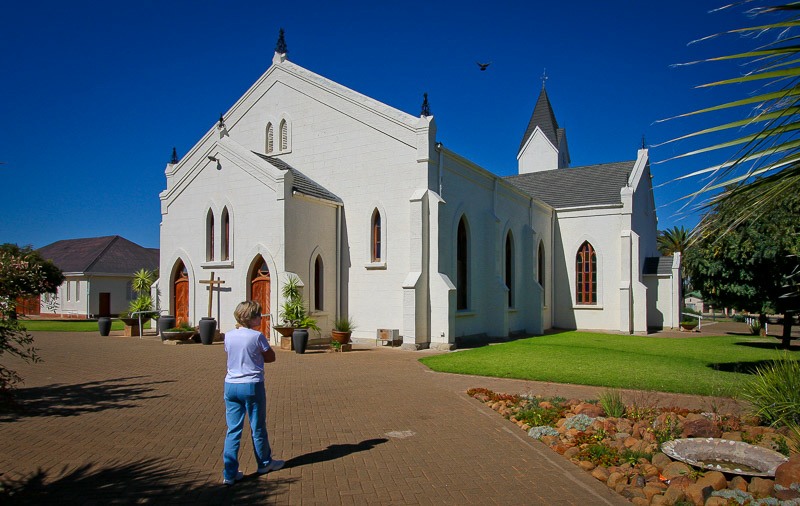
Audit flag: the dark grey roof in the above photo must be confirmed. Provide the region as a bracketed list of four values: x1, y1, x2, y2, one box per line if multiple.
[643, 256, 674, 276]
[519, 87, 559, 153]
[38, 236, 159, 274]
[253, 152, 342, 204]
[504, 160, 634, 209]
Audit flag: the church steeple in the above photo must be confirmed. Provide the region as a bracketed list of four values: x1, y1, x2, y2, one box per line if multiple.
[517, 77, 570, 174]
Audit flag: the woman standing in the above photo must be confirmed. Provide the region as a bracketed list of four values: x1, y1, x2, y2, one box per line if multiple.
[222, 300, 284, 485]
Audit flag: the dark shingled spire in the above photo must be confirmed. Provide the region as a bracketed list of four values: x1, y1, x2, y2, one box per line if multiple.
[519, 87, 559, 153]
[170, 147, 179, 164]
[275, 28, 287, 54]
[420, 92, 431, 117]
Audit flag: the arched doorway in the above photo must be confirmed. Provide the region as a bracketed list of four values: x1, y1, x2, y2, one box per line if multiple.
[173, 260, 189, 325]
[250, 257, 271, 336]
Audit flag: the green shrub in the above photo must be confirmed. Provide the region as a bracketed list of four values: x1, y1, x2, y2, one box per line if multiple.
[733, 314, 746, 323]
[516, 404, 562, 427]
[748, 321, 762, 335]
[577, 443, 620, 467]
[598, 389, 626, 418]
[740, 355, 800, 427]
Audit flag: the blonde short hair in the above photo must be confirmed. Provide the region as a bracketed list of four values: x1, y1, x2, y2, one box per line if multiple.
[233, 300, 262, 327]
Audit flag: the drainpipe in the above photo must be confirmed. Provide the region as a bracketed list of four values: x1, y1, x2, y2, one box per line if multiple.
[335, 205, 341, 320]
[436, 142, 443, 196]
[86, 277, 91, 318]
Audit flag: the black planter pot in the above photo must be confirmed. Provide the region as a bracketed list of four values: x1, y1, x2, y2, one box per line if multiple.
[292, 328, 309, 354]
[198, 317, 217, 345]
[98, 317, 112, 336]
[159, 315, 176, 340]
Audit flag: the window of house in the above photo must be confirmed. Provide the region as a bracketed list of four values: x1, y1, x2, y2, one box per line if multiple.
[266, 123, 274, 153]
[505, 231, 514, 308]
[222, 207, 230, 261]
[75, 281, 80, 302]
[206, 209, 215, 261]
[314, 255, 323, 311]
[371, 209, 382, 262]
[66, 280, 71, 302]
[279, 119, 288, 151]
[456, 217, 469, 310]
[538, 240, 545, 291]
[576, 241, 597, 304]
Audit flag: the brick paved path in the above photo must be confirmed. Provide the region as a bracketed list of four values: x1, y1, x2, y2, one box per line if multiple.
[0, 331, 638, 504]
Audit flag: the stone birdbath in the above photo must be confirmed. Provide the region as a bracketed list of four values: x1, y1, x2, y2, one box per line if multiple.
[661, 438, 789, 477]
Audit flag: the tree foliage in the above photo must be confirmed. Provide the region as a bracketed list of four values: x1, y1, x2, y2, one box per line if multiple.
[657, 226, 690, 256]
[685, 190, 800, 343]
[0, 244, 65, 400]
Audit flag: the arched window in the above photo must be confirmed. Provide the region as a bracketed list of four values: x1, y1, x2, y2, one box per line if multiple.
[206, 209, 215, 261]
[505, 231, 514, 308]
[538, 240, 545, 291]
[371, 209, 382, 262]
[456, 217, 469, 310]
[576, 241, 597, 304]
[314, 255, 323, 311]
[221, 207, 230, 261]
[266, 123, 274, 153]
[279, 119, 288, 151]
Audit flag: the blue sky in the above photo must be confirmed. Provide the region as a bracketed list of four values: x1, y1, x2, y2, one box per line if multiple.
[2, 1, 756, 249]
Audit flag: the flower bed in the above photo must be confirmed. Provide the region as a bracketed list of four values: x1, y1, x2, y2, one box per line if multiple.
[467, 388, 800, 505]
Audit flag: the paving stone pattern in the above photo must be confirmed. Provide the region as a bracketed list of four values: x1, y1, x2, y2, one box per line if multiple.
[1, 331, 638, 505]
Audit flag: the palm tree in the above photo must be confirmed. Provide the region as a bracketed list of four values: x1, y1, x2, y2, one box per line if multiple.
[657, 2, 800, 238]
[657, 226, 690, 256]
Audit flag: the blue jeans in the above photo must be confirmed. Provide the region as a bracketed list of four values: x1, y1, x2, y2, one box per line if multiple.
[223, 381, 272, 480]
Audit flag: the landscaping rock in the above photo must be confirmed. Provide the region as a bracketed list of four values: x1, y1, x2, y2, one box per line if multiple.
[650, 494, 668, 505]
[747, 477, 774, 498]
[651, 452, 672, 471]
[662, 461, 692, 481]
[695, 471, 727, 491]
[572, 402, 604, 417]
[721, 431, 741, 441]
[681, 418, 722, 438]
[607, 472, 626, 489]
[705, 497, 728, 506]
[563, 446, 580, 459]
[643, 484, 665, 500]
[684, 483, 713, 506]
[775, 454, 800, 488]
[577, 460, 595, 471]
[591, 466, 610, 482]
[630, 497, 648, 506]
[774, 486, 800, 501]
[663, 483, 687, 504]
[728, 476, 748, 492]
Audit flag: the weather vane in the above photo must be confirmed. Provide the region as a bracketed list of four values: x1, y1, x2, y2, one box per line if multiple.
[541, 69, 548, 89]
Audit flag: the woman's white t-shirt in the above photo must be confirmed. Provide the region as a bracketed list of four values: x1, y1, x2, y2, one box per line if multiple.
[224, 327, 271, 383]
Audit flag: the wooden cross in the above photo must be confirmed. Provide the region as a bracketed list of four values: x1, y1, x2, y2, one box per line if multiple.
[199, 271, 226, 318]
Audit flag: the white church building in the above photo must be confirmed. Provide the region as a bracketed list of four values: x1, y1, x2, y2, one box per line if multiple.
[158, 35, 680, 350]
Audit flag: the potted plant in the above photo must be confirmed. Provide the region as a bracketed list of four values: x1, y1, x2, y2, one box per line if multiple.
[98, 316, 112, 336]
[121, 268, 158, 336]
[275, 275, 320, 354]
[331, 316, 356, 345]
[161, 321, 197, 342]
[680, 320, 698, 331]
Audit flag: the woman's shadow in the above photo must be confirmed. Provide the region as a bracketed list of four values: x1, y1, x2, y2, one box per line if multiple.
[284, 438, 388, 469]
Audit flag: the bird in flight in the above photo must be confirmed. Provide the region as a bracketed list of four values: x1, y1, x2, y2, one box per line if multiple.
[476, 61, 491, 71]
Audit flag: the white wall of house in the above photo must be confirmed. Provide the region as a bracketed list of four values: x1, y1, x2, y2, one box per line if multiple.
[518, 128, 558, 174]
[42, 275, 133, 317]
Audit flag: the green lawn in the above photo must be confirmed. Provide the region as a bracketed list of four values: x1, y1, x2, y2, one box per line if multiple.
[419, 331, 799, 397]
[20, 319, 152, 332]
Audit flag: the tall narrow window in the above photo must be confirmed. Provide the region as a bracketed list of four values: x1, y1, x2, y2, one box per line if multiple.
[206, 209, 215, 261]
[279, 119, 288, 151]
[505, 232, 514, 308]
[266, 123, 274, 153]
[538, 240, 545, 291]
[371, 209, 382, 262]
[314, 255, 323, 311]
[456, 217, 469, 310]
[221, 207, 230, 261]
[576, 241, 597, 304]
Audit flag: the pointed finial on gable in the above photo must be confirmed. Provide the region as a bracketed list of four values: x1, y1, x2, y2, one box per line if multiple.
[641, 134, 647, 149]
[218, 114, 225, 129]
[276, 28, 288, 55]
[541, 68, 548, 89]
[170, 147, 179, 165]
[421, 92, 431, 117]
